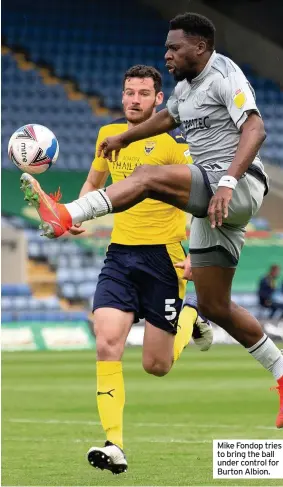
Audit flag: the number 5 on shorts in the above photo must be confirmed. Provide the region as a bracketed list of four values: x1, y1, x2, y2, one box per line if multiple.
[165, 298, 177, 320]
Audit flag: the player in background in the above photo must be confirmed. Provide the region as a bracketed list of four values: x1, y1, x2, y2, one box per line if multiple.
[21, 65, 212, 474]
[20, 14, 283, 433]
[83, 66, 212, 474]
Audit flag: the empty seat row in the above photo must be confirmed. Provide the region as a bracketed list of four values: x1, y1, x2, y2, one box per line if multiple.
[2, 283, 31, 296]
[56, 254, 97, 269]
[2, 295, 61, 311]
[1, 310, 89, 322]
[57, 268, 100, 283]
[59, 281, 98, 300]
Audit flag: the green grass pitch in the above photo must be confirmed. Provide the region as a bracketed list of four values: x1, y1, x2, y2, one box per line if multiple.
[2, 345, 283, 486]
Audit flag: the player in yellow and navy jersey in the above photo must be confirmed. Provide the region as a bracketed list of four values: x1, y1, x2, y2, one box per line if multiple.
[20, 65, 212, 474]
[92, 118, 192, 245]
[78, 66, 212, 473]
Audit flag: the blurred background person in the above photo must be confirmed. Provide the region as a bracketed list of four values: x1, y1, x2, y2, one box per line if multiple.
[258, 265, 283, 319]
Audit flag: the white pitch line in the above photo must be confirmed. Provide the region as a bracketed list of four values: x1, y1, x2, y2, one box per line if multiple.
[5, 435, 211, 445]
[128, 422, 237, 429]
[9, 418, 101, 426]
[7, 418, 232, 428]
[8, 418, 279, 431]
[147, 439, 211, 444]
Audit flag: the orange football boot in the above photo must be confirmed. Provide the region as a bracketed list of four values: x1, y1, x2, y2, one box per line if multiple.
[275, 375, 283, 428]
[20, 173, 72, 238]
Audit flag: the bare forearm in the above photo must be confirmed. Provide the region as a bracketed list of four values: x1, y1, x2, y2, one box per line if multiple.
[121, 108, 177, 145]
[79, 180, 98, 197]
[79, 170, 109, 197]
[227, 115, 266, 180]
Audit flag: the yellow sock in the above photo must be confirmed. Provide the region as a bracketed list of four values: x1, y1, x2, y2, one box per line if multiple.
[173, 306, 197, 362]
[96, 361, 125, 449]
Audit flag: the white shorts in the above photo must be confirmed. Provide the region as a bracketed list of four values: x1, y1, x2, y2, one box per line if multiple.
[185, 163, 266, 268]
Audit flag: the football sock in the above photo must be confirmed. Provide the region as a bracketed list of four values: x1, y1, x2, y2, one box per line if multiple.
[247, 334, 283, 381]
[173, 306, 196, 362]
[65, 190, 112, 224]
[96, 361, 125, 449]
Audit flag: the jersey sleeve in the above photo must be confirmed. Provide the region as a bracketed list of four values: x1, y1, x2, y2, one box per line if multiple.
[165, 130, 193, 165]
[169, 142, 190, 165]
[166, 88, 181, 125]
[92, 127, 109, 172]
[215, 71, 261, 130]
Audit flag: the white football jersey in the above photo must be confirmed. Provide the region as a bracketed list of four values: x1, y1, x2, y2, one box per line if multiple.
[167, 51, 267, 181]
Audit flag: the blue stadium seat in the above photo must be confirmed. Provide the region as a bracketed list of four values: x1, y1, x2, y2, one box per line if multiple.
[1, 297, 13, 310]
[14, 310, 88, 321]
[1, 294, 61, 312]
[1, 311, 14, 322]
[61, 282, 77, 300]
[1, 284, 32, 296]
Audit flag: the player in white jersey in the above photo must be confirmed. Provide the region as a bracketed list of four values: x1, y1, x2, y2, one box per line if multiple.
[19, 13, 283, 428]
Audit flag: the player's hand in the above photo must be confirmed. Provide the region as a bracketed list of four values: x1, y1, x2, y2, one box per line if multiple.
[174, 255, 193, 281]
[68, 223, 86, 236]
[208, 187, 233, 229]
[97, 135, 127, 161]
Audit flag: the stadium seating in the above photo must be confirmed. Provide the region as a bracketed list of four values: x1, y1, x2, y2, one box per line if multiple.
[2, 0, 171, 105]
[1, 295, 61, 312]
[2, 213, 103, 307]
[2, 0, 283, 166]
[1, 277, 89, 322]
[1, 279, 89, 322]
[2, 53, 112, 171]
[1, 310, 89, 322]
[23, 228, 101, 302]
[1, 283, 32, 297]
[1, 217, 100, 317]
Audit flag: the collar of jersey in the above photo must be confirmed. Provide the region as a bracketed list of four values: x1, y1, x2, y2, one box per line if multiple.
[191, 50, 217, 84]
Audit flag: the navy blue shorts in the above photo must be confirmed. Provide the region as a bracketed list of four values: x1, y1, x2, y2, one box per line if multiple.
[93, 243, 187, 334]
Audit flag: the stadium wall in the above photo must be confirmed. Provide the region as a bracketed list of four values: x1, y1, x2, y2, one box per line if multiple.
[141, 0, 283, 86]
[2, 227, 27, 283]
[256, 164, 283, 230]
[203, 0, 283, 48]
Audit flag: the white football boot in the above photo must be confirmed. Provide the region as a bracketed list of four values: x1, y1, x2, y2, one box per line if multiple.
[87, 441, 127, 475]
[183, 295, 213, 351]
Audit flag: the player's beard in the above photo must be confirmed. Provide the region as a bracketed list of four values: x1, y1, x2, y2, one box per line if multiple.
[173, 66, 196, 82]
[125, 103, 156, 125]
[173, 70, 187, 82]
[173, 57, 198, 82]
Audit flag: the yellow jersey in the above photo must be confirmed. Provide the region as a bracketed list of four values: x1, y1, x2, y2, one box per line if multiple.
[92, 117, 192, 245]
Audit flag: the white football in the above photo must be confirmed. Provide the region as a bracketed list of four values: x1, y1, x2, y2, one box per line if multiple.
[8, 124, 59, 174]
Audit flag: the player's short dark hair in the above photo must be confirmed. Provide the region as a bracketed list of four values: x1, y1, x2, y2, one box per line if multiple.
[169, 12, 215, 51]
[123, 65, 162, 93]
[270, 264, 280, 271]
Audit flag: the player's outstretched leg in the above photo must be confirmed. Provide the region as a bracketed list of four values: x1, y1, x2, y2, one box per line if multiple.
[182, 295, 213, 351]
[192, 266, 283, 428]
[273, 379, 283, 428]
[20, 165, 192, 238]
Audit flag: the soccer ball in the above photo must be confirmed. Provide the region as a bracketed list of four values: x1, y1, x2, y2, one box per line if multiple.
[8, 124, 59, 174]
